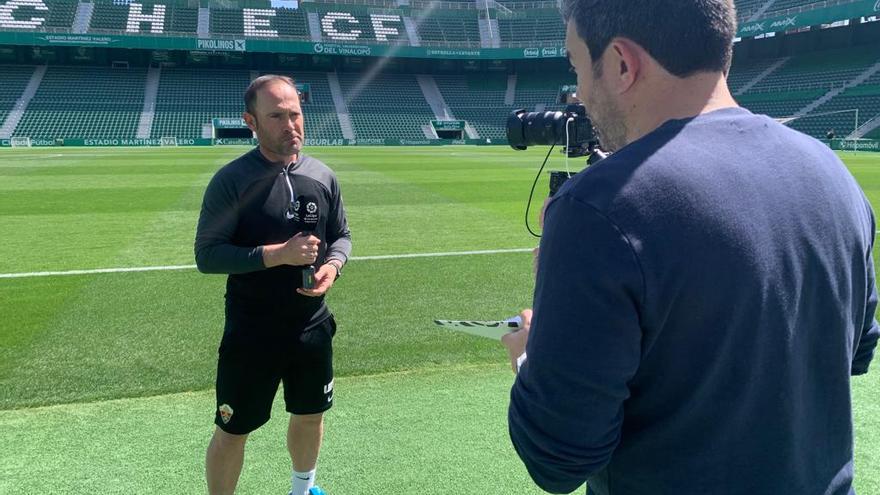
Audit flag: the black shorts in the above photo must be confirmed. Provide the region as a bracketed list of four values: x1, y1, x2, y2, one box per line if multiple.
[214, 315, 336, 434]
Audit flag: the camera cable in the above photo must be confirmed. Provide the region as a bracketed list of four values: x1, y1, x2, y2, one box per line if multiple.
[525, 143, 556, 238]
[525, 118, 575, 238]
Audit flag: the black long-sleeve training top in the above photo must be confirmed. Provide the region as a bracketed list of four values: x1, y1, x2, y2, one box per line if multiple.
[195, 148, 351, 333]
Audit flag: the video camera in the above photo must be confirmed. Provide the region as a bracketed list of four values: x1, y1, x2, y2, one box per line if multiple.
[506, 103, 607, 196]
[506, 104, 603, 159]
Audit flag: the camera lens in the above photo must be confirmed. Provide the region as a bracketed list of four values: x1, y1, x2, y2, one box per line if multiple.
[507, 109, 569, 150]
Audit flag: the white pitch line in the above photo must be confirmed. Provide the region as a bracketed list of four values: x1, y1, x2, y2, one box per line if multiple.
[0, 248, 534, 280]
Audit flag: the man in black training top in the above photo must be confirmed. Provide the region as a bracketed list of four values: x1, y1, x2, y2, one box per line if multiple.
[195, 75, 351, 495]
[501, 1, 878, 494]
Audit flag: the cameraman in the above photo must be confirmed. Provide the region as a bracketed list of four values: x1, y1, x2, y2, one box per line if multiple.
[502, 1, 878, 494]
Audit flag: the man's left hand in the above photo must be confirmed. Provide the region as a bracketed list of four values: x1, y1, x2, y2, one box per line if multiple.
[297, 263, 338, 297]
[501, 309, 532, 373]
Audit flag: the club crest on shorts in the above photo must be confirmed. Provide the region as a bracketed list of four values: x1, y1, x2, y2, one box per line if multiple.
[218, 404, 234, 424]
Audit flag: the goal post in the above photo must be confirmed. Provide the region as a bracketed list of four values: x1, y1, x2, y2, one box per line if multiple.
[776, 108, 859, 144]
[10, 136, 31, 147]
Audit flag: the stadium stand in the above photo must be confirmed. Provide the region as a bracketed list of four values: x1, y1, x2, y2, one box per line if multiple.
[727, 57, 788, 94]
[0, 65, 34, 126]
[744, 49, 878, 94]
[150, 68, 252, 139]
[515, 73, 573, 111]
[337, 72, 435, 139]
[13, 66, 146, 140]
[269, 71, 346, 140]
[734, 0, 768, 19]
[497, 9, 565, 45]
[737, 90, 826, 121]
[790, 85, 880, 138]
[732, 46, 880, 137]
[209, 8, 244, 36]
[767, 0, 828, 14]
[87, 1, 196, 35]
[210, 6, 309, 38]
[434, 74, 508, 140]
[415, 10, 480, 46]
[312, 5, 406, 43]
[170, 7, 198, 34]
[0, 0, 877, 144]
[0, 0, 852, 39]
[89, 2, 135, 33]
[0, 0, 76, 30]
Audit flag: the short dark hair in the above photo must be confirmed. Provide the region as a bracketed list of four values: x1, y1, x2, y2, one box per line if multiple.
[561, 0, 737, 77]
[244, 75, 297, 115]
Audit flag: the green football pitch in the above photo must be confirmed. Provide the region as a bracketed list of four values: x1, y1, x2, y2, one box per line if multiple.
[0, 146, 878, 494]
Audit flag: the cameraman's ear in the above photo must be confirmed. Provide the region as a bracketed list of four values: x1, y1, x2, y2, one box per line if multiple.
[607, 38, 642, 94]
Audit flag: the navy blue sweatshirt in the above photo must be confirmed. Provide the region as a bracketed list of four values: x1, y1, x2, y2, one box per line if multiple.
[509, 107, 879, 495]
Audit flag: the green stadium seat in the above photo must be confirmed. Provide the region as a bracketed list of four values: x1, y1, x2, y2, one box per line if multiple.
[210, 7, 309, 38]
[497, 9, 565, 45]
[13, 66, 145, 139]
[727, 57, 788, 94]
[0, 0, 76, 31]
[87, 1, 196, 35]
[731, 46, 880, 138]
[0, 65, 35, 126]
[313, 7, 405, 44]
[415, 10, 480, 45]
[263, 71, 345, 140]
[151, 68, 251, 140]
[337, 72, 434, 140]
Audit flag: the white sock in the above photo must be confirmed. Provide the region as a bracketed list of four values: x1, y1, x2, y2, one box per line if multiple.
[291, 468, 316, 495]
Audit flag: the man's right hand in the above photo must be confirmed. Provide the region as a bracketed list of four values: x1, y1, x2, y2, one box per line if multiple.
[501, 309, 533, 374]
[263, 232, 321, 267]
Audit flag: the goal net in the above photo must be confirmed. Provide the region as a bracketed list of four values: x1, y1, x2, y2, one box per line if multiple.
[10, 137, 31, 147]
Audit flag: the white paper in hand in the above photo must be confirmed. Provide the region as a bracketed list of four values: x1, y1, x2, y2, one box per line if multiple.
[433, 316, 523, 340]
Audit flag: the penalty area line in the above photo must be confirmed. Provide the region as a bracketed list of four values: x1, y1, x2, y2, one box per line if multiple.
[0, 248, 534, 280]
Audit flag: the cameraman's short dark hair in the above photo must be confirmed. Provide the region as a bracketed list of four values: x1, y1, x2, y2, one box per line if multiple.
[244, 75, 297, 115]
[561, 0, 736, 77]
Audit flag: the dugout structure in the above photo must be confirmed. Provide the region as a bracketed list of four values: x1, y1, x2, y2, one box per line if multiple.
[212, 118, 252, 140]
[431, 120, 466, 139]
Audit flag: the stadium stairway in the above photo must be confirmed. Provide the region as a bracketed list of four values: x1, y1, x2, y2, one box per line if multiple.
[853, 108, 880, 139]
[794, 59, 880, 120]
[72, 2, 93, 34]
[497, 8, 565, 45]
[743, 0, 777, 22]
[416, 75, 452, 120]
[434, 74, 511, 141]
[197, 7, 209, 36]
[136, 66, 161, 139]
[326, 73, 355, 140]
[403, 17, 421, 47]
[478, 17, 501, 48]
[308, 12, 322, 41]
[415, 74, 480, 139]
[337, 72, 436, 140]
[12, 66, 146, 140]
[734, 58, 790, 96]
[150, 67, 248, 140]
[505, 75, 517, 105]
